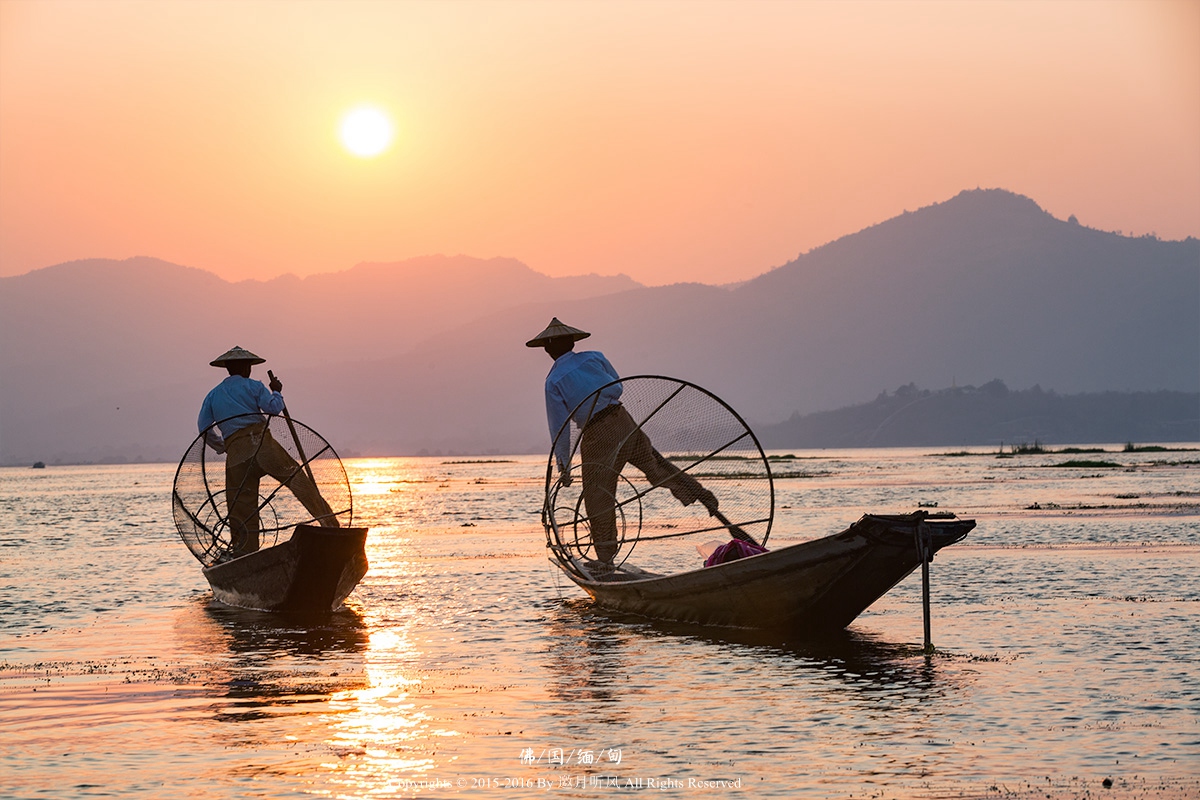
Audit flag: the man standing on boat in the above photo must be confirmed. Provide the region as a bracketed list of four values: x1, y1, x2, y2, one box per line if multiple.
[527, 318, 719, 564]
[198, 346, 338, 559]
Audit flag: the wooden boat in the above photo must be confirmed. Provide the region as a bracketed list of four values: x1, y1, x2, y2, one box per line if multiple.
[175, 414, 368, 614]
[202, 524, 369, 614]
[553, 512, 973, 633]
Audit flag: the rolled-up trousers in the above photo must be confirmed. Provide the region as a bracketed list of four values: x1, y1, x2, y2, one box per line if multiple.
[580, 405, 707, 562]
[224, 422, 337, 556]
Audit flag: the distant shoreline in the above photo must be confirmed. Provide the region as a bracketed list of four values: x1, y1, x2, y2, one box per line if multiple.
[6, 439, 1197, 470]
[756, 384, 1199, 451]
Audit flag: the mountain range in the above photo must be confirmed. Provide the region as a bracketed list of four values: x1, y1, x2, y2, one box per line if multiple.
[2, 188, 1197, 465]
[759, 381, 1198, 449]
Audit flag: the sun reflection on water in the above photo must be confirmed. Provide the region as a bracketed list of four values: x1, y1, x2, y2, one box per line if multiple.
[320, 617, 458, 791]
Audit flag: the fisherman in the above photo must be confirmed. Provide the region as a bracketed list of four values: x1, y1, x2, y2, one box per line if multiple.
[198, 346, 338, 558]
[527, 318, 718, 564]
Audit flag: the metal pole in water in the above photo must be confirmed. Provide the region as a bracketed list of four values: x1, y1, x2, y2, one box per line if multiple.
[919, 520, 933, 653]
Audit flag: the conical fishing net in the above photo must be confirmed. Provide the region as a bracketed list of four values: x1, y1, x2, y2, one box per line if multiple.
[544, 375, 774, 581]
[172, 413, 353, 567]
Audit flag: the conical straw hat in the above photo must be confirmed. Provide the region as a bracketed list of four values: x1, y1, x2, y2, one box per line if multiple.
[209, 346, 266, 367]
[525, 317, 591, 348]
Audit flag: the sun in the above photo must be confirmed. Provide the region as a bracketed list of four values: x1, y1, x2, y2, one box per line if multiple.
[339, 106, 394, 158]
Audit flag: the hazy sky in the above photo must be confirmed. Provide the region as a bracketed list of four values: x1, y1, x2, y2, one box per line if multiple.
[2, 0, 1197, 286]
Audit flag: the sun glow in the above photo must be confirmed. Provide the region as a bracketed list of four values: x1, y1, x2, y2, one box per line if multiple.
[339, 106, 394, 157]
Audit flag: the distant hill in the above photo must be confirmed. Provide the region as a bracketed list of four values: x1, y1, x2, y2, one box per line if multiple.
[757, 381, 1200, 449]
[680, 188, 1199, 423]
[1, 188, 1196, 464]
[0, 253, 640, 371]
[0, 255, 640, 463]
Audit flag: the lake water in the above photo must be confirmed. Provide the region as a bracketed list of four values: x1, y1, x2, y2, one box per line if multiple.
[2, 446, 1198, 799]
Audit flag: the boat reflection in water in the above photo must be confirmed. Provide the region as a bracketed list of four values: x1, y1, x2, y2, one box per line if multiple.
[172, 599, 371, 705]
[543, 596, 964, 708]
[205, 601, 370, 654]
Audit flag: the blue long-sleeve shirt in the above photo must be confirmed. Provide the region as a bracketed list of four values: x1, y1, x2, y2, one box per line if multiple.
[198, 375, 285, 442]
[544, 350, 623, 469]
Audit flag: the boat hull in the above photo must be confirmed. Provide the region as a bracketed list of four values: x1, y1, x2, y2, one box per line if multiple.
[563, 513, 972, 632]
[202, 524, 369, 613]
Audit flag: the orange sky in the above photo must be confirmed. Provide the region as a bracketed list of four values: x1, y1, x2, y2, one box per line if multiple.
[1, 0, 1197, 286]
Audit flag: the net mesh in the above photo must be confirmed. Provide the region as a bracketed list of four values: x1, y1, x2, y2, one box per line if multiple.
[172, 413, 353, 566]
[544, 376, 773, 581]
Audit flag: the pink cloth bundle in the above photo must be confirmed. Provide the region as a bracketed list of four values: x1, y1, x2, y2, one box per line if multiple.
[703, 538, 768, 567]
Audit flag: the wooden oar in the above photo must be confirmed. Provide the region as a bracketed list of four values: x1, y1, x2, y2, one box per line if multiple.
[268, 370, 317, 487]
[710, 507, 757, 544]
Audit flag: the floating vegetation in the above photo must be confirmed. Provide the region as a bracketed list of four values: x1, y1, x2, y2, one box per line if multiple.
[1124, 443, 1198, 452]
[667, 454, 756, 462]
[669, 453, 833, 463]
[1051, 460, 1123, 468]
[990, 442, 1187, 458]
[689, 471, 768, 479]
[770, 470, 831, 479]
